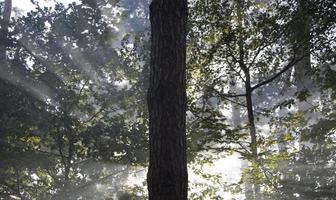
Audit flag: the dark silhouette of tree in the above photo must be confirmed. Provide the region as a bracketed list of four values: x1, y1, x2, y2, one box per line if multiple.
[0, 0, 11, 60]
[147, 0, 188, 199]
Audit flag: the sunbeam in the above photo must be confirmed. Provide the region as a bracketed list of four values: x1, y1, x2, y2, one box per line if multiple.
[0, 63, 55, 105]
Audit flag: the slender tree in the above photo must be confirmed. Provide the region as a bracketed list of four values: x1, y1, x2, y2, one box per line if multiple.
[293, 0, 312, 88]
[147, 0, 188, 199]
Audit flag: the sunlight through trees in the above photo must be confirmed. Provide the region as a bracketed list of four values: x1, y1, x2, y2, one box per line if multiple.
[0, 0, 335, 199]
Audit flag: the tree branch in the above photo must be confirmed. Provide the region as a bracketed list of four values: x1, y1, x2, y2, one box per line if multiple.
[213, 88, 246, 98]
[251, 53, 304, 91]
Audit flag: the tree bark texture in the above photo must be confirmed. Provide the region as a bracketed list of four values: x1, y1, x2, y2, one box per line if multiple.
[147, 0, 188, 200]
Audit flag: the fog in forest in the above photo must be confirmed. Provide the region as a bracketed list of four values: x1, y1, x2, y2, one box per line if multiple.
[0, 0, 335, 199]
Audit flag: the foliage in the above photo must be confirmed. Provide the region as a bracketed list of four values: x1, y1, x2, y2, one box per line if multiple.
[187, 0, 336, 199]
[0, 0, 335, 199]
[0, 0, 149, 199]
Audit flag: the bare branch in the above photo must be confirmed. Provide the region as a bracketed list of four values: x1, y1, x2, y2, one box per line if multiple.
[248, 24, 290, 69]
[251, 51, 306, 91]
[85, 108, 105, 123]
[220, 95, 246, 107]
[213, 88, 246, 98]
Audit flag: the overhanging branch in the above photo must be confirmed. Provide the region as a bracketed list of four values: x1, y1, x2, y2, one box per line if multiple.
[251, 53, 304, 91]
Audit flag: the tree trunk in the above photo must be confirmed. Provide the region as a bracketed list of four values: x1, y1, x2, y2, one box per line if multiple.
[147, 0, 188, 199]
[230, 81, 254, 200]
[236, 0, 260, 198]
[245, 76, 260, 199]
[0, 0, 12, 60]
[294, 0, 311, 89]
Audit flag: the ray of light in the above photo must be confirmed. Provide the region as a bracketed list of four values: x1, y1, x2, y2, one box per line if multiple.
[0, 63, 55, 105]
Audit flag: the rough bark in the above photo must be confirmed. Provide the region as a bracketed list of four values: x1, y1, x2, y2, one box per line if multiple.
[147, 0, 188, 199]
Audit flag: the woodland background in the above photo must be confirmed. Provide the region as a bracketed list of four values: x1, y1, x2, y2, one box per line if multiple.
[0, 0, 335, 199]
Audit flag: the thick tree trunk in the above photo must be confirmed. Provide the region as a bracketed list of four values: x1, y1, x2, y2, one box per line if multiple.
[147, 0, 188, 199]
